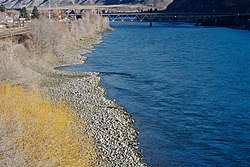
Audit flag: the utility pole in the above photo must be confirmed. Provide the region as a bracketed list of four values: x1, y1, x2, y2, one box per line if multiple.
[49, 0, 51, 20]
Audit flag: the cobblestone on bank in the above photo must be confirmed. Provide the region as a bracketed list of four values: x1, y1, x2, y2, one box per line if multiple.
[39, 35, 146, 167]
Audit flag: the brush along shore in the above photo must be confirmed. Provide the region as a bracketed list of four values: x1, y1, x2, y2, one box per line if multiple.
[39, 34, 146, 167]
[0, 13, 146, 166]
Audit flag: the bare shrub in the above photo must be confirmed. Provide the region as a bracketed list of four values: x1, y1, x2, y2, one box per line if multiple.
[0, 12, 7, 22]
[26, 18, 61, 60]
[0, 12, 111, 86]
[0, 39, 39, 86]
[26, 12, 110, 62]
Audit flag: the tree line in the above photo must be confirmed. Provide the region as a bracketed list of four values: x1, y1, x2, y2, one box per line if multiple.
[0, 4, 39, 19]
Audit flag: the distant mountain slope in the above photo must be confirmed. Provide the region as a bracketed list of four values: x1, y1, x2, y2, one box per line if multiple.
[167, 0, 250, 13]
[0, 0, 172, 9]
[1, 0, 105, 7]
[142, 0, 173, 10]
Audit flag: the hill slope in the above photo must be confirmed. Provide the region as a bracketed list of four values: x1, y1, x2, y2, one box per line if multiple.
[167, 0, 250, 13]
[1, 0, 173, 9]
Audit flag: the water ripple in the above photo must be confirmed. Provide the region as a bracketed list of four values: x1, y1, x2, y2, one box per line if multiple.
[64, 22, 250, 167]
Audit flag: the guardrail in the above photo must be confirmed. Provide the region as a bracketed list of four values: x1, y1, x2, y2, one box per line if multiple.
[0, 27, 30, 39]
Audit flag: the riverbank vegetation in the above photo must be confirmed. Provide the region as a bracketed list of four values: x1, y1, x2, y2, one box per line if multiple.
[0, 12, 111, 166]
[0, 85, 96, 166]
[27, 12, 110, 63]
[0, 12, 111, 85]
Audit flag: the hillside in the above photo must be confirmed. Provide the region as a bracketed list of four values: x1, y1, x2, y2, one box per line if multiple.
[1, 0, 173, 9]
[167, 0, 250, 13]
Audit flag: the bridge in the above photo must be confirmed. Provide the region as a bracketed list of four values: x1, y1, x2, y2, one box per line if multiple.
[101, 12, 250, 21]
[68, 11, 250, 26]
[99, 12, 250, 26]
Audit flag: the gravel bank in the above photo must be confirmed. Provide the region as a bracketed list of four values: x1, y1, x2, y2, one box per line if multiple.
[39, 36, 146, 167]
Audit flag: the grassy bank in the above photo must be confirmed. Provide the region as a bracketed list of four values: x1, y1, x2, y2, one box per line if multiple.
[0, 85, 96, 166]
[0, 12, 111, 166]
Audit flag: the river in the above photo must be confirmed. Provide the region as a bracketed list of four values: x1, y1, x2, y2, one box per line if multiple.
[63, 22, 250, 167]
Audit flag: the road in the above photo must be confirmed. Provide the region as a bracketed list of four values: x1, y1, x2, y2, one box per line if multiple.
[0, 27, 30, 39]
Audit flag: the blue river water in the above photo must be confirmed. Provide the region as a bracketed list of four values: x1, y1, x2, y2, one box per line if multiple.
[63, 22, 250, 166]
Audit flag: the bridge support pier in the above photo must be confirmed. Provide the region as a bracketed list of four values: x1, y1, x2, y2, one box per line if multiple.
[214, 17, 218, 25]
[235, 13, 239, 25]
[150, 21, 152, 27]
[195, 19, 200, 26]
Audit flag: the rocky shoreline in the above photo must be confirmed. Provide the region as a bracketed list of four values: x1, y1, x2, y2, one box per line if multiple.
[39, 35, 146, 166]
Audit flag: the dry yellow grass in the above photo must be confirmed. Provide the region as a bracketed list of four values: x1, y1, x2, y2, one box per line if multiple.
[0, 85, 96, 167]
